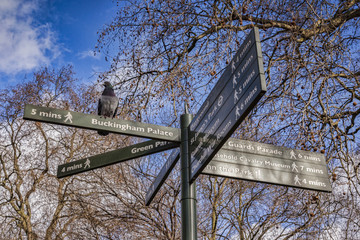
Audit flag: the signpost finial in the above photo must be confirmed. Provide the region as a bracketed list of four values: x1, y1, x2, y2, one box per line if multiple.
[184, 102, 189, 114]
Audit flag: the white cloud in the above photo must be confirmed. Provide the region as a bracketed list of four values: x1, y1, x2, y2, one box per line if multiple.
[78, 50, 101, 60]
[0, 0, 59, 74]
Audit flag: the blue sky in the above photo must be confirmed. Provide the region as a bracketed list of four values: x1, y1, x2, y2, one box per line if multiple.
[0, 0, 117, 89]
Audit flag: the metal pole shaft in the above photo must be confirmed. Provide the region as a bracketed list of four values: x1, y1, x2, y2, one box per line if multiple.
[180, 110, 197, 240]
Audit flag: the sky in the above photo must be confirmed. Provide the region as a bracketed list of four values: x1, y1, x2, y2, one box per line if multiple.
[0, 0, 117, 89]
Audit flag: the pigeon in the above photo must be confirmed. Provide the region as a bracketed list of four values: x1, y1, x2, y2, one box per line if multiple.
[97, 81, 119, 136]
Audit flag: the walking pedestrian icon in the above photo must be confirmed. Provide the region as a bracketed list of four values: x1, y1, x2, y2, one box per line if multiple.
[84, 158, 91, 169]
[290, 150, 296, 159]
[235, 106, 240, 120]
[234, 89, 239, 104]
[64, 112, 73, 123]
[291, 162, 299, 172]
[294, 175, 301, 185]
[232, 75, 237, 88]
[231, 61, 236, 72]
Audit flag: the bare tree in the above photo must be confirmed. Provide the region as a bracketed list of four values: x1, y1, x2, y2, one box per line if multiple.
[0, 66, 127, 239]
[94, 0, 360, 239]
[0, 65, 185, 239]
[1, 0, 359, 239]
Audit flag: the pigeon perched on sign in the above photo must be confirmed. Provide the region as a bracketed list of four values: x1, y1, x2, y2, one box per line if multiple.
[97, 81, 119, 136]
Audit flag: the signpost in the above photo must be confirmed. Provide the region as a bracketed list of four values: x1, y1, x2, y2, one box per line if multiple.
[57, 139, 178, 178]
[189, 27, 266, 182]
[202, 139, 332, 192]
[22, 27, 332, 240]
[23, 104, 181, 142]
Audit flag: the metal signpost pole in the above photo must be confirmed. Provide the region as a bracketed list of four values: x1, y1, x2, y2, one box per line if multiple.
[180, 107, 197, 240]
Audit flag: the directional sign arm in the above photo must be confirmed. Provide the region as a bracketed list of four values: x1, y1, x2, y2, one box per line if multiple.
[189, 27, 267, 182]
[145, 149, 180, 206]
[57, 140, 179, 178]
[202, 138, 332, 192]
[203, 160, 332, 192]
[23, 104, 181, 142]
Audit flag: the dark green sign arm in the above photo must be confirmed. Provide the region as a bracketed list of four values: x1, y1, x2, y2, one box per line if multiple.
[23, 104, 181, 142]
[57, 140, 178, 178]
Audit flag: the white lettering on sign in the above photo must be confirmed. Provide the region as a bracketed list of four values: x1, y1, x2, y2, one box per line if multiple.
[207, 104, 218, 120]
[308, 180, 327, 187]
[244, 85, 258, 106]
[219, 166, 240, 173]
[38, 110, 62, 119]
[241, 54, 254, 73]
[227, 141, 255, 151]
[205, 95, 224, 122]
[155, 141, 168, 147]
[306, 167, 324, 174]
[264, 161, 290, 169]
[239, 156, 263, 166]
[203, 118, 220, 142]
[231, 38, 253, 72]
[147, 127, 174, 137]
[256, 146, 283, 156]
[242, 69, 256, 90]
[232, 52, 256, 93]
[239, 39, 253, 60]
[304, 155, 321, 162]
[191, 101, 210, 130]
[217, 95, 224, 106]
[214, 153, 238, 161]
[131, 141, 169, 154]
[91, 119, 145, 132]
[66, 163, 83, 171]
[235, 85, 259, 121]
[217, 120, 232, 141]
[131, 144, 154, 154]
[206, 165, 217, 171]
[206, 164, 261, 179]
[191, 119, 208, 144]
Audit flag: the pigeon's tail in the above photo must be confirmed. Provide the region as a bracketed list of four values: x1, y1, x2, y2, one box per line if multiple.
[97, 131, 109, 136]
